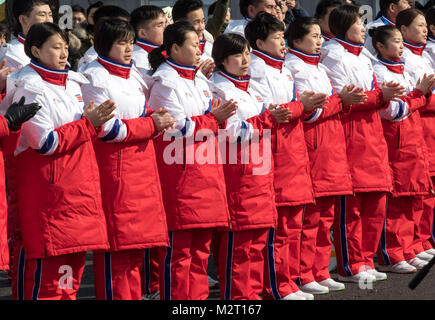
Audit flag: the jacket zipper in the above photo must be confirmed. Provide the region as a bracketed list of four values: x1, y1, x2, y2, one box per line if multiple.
[117, 150, 122, 177]
[50, 160, 55, 184]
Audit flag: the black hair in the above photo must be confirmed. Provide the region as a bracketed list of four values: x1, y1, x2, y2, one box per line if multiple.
[24, 22, 69, 62]
[172, 0, 203, 22]
[380, 0, 402, 16]
[149, 21, 197, 72]
[285, 16, 320, 48]
[426, 6, 435, 37]
[208, 2, 217, 16]
[12, 0, 51, 37]
[244, 12, 285, 50]
[0, 22, 11, 42]
[329, 4, 362, 40]
[72, 4, 86, 15]
[93, 19, 135, 58]
[86, 1, 103, 19]
[368, 25, 399, 54]
[396, 7, 425, 30]
[93, 5, 131, 26]
[314, 0, 344, 19]
[130, 5, 165, 34]
[240, 0, 264, 19]
[212, 33, 250, 71]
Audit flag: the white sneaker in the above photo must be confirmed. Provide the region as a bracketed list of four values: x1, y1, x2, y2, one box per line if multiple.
[337, 271, 376, 284]
[318, 278, 345, 291]
[281, 292, 307, 300]
[379, 261, 417, 273]
[142, 291, 160, 300]
[408, 257, 428, 269]
[299, 281, 329, 294]
[365, 268, 387, 281]
[416, 251, 434, 261]
[424, 248, 435, 256]
[294, 290, 314, 300]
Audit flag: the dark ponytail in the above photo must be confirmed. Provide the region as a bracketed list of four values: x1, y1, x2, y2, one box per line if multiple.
[368, 25, 398, 55]
[149, 21, 196, 73]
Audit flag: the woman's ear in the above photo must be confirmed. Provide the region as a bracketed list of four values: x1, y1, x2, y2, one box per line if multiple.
[31, 46, 40, 60]
[375, 41, 385, 54]
[256, 39, 265, 51]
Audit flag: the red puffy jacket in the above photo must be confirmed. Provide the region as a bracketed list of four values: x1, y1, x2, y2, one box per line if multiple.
[272, 100, 315, 205]
[0, 116, 20, 270]
[94, 113, 169, 251]
[382, 89, 434, 196]
[153, 112, 231, 231]
[222, 109, 278, 231]
[339, 79, 392, 192]
[16, 117, 109, 259]
[303, 94, 353, 197]
[419, 94, 435, 176]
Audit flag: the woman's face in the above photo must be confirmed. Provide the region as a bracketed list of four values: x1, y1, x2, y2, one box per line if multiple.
[345, 17, 366, 44]
[293, 24, 323, 54]
[171, 31, 202, 66]
[377, 30, 404, 61]
[222, 45, 251, 77]
[401, 14, 428, 44]
[32, 33, 68, 70]
[257, 30, 286, 58]
[108, 36, 134, 65]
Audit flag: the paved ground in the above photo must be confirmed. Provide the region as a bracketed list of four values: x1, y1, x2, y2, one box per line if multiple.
[0, 252, 434, 300]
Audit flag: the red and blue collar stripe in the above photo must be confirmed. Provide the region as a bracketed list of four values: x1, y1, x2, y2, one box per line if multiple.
[429, 36, 435, 44]
[403, 40, 426, 56]
[377, 56, 405, 74]
[335, 38, 364, 56]
[166, 58, 198, 80]
[30, 60, 68, 87]
[199, 39, 206, 55]
[218, 70, 250, 92]
[136, 39, 160, 54]
[246, 16, 254, 22]
[380, 15, 395, 26]
[322, 33, 334, 42]
[252, 49, 284, 70]
[288, 47, 321, 65]
[97, 55, 132, 79]
[17, 34, 26, 45]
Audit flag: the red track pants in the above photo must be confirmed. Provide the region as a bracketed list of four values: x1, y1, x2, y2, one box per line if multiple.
[159, 228, 213, 300]
[93, 249, 144, 300]
[333, 192, 387, 276]
[11, 242, 86, 300]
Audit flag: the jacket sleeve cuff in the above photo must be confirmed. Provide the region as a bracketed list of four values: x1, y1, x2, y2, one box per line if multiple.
[82, 116, 99, 138]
